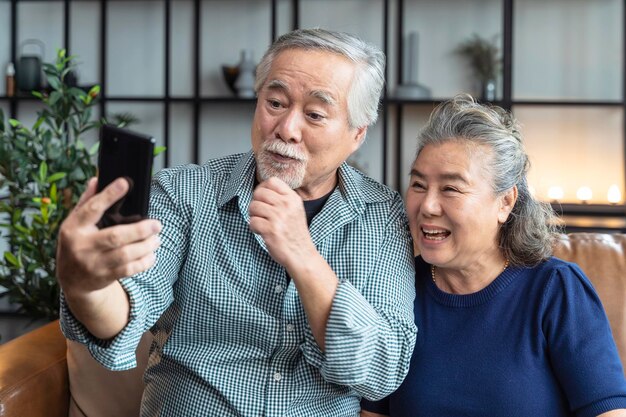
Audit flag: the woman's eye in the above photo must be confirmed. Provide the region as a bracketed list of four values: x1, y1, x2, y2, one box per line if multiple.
[411, 181, 426, 191]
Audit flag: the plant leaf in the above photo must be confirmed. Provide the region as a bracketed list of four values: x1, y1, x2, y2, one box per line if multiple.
[68, 87, 86, 98]
[89, 142, 100, 155]
[47, 76, 62, 91]
[50, 183, 58, 203]
[48, 91, 63, 106]
[88, 85, 100, 98]
[39, 161, 48, 183]
[4, 252, 20, 268]
[46, 172, 67, 183]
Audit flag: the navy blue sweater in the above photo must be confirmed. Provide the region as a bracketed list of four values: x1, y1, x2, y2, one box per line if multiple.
[362, 256, 626, 417]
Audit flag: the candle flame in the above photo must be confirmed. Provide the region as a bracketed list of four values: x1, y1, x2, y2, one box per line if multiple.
[547, 186, 564, 201]
[607, 185, 622, 204]
[576, 186, 592, 202]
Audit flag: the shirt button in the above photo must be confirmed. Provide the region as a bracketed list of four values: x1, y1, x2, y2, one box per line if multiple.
[286, 324, 294, 332]
[273, 372, 282, 381]
[274, 284, 283, 293]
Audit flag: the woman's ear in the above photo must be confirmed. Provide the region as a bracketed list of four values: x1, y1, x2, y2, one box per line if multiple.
[498, 185, 518, 224]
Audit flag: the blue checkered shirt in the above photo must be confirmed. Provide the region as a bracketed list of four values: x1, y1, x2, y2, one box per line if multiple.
[61, 151, 416, 416]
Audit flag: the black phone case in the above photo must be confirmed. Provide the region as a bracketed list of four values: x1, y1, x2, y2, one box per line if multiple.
[96, 124, 155, 228]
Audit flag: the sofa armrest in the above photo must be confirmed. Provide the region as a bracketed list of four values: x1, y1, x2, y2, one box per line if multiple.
[0, 320, 69, 417]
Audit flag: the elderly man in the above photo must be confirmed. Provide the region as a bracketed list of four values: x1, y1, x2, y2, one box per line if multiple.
[56, 28, 416, 416]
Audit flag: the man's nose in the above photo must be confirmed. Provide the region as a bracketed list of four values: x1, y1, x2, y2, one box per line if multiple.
[275, 109, 303, 143]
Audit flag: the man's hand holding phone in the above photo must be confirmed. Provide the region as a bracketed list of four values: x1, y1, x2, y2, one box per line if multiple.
[55, 125, 162, 340]
[56, 177, 162, 339]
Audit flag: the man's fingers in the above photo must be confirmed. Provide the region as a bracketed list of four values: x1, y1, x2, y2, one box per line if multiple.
[74, 178, 130, 226]
[252, 183, 280, 205]
[94, 218, 162, 251]
[75, 177, 98, 208]
[257, 177, 294, 195]
[249, 216, 271, 236]
[248, 199, 274, 220]
[110, 252, 158, 280]
[253, 178, 302, 207]
[98, 234, 160, 271]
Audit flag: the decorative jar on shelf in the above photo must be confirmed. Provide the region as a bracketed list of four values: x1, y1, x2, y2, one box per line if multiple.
[235, 49, 256, 98]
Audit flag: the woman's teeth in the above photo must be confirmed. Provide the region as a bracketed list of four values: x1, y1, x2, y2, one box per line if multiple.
[422, 228, 450, 240]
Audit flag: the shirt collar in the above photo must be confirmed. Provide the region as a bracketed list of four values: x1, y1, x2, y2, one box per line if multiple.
[217, 150, 256, 213]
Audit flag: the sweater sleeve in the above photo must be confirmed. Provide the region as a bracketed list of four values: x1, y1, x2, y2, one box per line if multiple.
[541, 263, 626, 417]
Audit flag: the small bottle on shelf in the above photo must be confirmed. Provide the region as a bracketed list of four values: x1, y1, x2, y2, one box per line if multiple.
[5, 62, 16, 97]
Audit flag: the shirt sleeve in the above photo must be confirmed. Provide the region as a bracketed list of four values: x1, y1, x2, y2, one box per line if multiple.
[301, 194, 417, 401]
[541, 262, 626, 417]
[60, 168, 191, 370]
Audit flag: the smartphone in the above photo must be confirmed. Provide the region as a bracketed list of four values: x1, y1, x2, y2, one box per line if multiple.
[96, 124, 156, 228]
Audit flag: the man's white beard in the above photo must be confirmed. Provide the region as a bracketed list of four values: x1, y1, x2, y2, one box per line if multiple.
[256, 140, 308, 189]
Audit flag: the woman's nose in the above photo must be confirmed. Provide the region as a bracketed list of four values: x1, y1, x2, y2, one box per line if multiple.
[420, 191, 442, 216]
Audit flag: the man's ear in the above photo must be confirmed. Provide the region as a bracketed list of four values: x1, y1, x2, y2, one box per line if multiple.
[354, 126, 367, 148]
[498, 185, 518, 224]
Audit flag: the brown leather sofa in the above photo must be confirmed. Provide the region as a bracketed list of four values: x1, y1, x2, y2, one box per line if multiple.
[0, 232, 625, 417]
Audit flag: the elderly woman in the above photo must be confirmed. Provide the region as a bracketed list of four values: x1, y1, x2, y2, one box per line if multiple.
[361, 95, 626, 417]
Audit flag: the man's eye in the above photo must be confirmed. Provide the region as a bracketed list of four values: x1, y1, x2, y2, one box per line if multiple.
[308, 112, 324, 121]
[268, 99, 282, 109]
[443, 186, 459, 192]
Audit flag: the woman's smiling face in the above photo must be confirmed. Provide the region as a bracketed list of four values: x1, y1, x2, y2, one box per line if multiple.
[406, 139, 512, 272]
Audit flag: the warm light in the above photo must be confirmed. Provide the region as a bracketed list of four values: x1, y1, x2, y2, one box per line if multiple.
[547, 186, 564, 201]
[528, 185, 536, 198]
[576, 186, 593, 203]
[607, 185, 622, 204]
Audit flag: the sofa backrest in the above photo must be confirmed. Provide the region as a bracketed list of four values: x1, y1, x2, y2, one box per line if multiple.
[552, 232, 626, 376]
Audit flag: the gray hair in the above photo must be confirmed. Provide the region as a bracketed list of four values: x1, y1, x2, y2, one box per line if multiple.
[255, 28, 385, 129]
[415, 94, 559, 266]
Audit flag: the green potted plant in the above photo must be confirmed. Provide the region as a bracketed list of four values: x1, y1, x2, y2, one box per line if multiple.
[0, 49, 148, 324]
[455, 33, 501, 101]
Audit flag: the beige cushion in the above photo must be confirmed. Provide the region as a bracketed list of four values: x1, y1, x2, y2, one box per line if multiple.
[67, 332, 153, 417]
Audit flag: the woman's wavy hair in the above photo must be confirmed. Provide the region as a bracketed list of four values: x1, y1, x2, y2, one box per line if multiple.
[415, 94, 560, 266]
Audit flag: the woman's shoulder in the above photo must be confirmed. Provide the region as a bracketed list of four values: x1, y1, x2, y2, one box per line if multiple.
[532, 256, 587, 282]
[526, 257, 600, 305]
